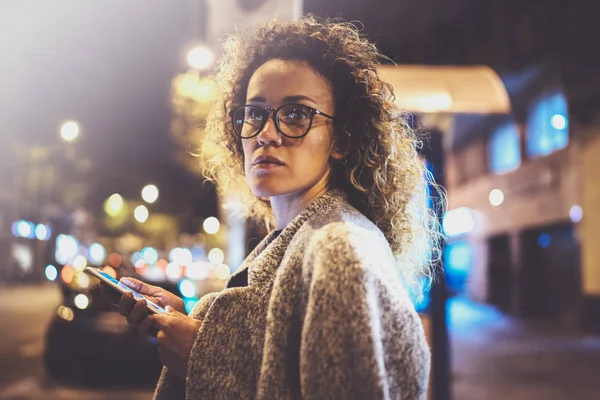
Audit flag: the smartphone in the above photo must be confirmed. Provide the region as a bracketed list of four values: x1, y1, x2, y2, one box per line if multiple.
[84, 266, 166, 315]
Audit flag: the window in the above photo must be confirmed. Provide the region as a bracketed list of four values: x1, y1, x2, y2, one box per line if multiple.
[526, 92, 569, 158]
[489, 122, 521, 174]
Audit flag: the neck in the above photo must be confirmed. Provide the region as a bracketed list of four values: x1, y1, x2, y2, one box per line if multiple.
[269, 173, 330, 230]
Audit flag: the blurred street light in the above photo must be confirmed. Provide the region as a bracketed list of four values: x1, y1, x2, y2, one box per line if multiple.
[489, 189, 505, 207]
[141, 184, 159, 203]
[134, 205, 149, 223]
[60, 121, 80, 143]
[187, 45, 214, 71]
[104, 193, 125, 217]
[203, 216, 220, 234]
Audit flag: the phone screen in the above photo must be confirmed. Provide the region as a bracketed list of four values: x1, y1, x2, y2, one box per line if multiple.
[91, 269, 166, 314]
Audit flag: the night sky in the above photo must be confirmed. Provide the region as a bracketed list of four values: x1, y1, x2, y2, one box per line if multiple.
[1, 0, 459, 219]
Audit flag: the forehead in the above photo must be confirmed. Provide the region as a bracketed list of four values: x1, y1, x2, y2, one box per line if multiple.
[246, 59, 332, 104]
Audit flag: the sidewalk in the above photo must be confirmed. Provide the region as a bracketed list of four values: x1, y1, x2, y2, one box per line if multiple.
[449, 298, 600, 400]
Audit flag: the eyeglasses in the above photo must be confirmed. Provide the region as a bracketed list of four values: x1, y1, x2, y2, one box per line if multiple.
[229, 103, 335, 139]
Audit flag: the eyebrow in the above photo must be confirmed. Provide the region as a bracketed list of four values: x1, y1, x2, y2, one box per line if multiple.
[247, 95, 317, 104]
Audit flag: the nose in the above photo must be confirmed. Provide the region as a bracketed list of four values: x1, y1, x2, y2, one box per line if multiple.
[256, 114, 282, 147]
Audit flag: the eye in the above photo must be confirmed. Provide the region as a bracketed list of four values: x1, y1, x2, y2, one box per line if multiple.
[245, 108, 263, 121]
[280, 106, 310, 121]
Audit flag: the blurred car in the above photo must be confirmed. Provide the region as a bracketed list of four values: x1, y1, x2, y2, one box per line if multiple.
[43, 276, 178, 386]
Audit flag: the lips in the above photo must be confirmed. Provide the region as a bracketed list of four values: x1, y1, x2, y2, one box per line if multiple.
[252, 155, 284, 166]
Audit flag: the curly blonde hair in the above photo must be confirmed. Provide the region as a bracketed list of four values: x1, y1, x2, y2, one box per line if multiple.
[202, 16, 442, 299]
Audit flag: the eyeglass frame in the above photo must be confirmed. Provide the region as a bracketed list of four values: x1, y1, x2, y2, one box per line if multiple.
[229, 103, 336, 139]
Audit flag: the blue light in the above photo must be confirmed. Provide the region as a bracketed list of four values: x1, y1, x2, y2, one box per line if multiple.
[45, 265, 58, 281]
[489, 123, 521, 174]
[527, 92, 569, 158]
[538, 233, 551, 248]
[184, 298, 198, 314]
[35, 224, 51, 241]
[178, 279, 196, 298]
[16, 220, 33, 238]
[445, 241, 472, 294]
[88, 243, 106, 265]
[142, 247, 159, 265]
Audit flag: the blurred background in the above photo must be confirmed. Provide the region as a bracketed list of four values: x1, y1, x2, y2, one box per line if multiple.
[1, 0, 599, 399]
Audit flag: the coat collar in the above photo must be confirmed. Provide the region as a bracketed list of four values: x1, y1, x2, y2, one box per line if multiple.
[226, 190, 346, 289]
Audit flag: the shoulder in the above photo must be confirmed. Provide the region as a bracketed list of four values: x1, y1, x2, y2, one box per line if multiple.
[296, 202, 401, 292]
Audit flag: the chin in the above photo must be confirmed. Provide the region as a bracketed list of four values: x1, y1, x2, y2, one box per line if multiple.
[248, 177, 296, 198]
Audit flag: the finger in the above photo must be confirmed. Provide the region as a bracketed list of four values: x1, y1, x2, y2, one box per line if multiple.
[126, 299, 148, 326]
[137, 314, 155, 335]
[117, 291, 136, 317]
[152, 313, 169, 330]
[165, 306, 187, 320]
[120, 277, 156, 295]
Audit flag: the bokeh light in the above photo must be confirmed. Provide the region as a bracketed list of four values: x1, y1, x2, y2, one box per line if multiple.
[187, 46, 215, 71]
[108, 253, 122, 268]
[203, 217, 220, 235]
[102, 265, 117, 279]
[142, 247, 159, 265]
[35, 224, 51, 241]
[88, 243, 106, 265]
[141, 184, 159, 203]
[208, 248, 225, 265]
[134, 205, 149, 223]
[178, 279, 196, 298]
[76, 272, 90, 289]
[61, 265, 74, 284]
[166, 263, 183, 280]
[45, 265, 58, 281]
[489, 189, 505, 207]
[215, 264, 231, 280]
[104, 193, 125, 217]
[74, 294, 89, 310]
[570, 205, 583, 223]
[57, 306, 74, 322]
[60, 120, 80, 142]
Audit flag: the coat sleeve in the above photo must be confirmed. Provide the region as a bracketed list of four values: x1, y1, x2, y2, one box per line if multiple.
[299, 229, 430, 400]
[152, 291, 221, 400]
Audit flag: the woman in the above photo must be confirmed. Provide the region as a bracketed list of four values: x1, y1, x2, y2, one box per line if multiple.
[107, 16, 440, 399]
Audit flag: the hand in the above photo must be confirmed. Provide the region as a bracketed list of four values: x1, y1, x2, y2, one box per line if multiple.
[153, 307, 203, 380]
[98, 278, 185, 335]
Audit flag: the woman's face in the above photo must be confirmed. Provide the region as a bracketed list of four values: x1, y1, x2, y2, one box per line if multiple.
[241, 59, 337, 198]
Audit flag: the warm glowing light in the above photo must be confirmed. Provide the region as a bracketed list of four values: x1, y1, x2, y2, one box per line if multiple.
[551, 114, 568, 130]
[60, 121, 80, 143]
[443, 207, 475, 237]
[72, 255, 87, 272]
[203, 217, 220, 235]
[134, 205, 149, 223]
[74, 294, 89, 310]
[76, 272, 90, 289]
[58, 306, 74, 321]
[489, 189, 504, 207]
[215, 264, 231, 280]
[141, 184, 159, 204]
[208, 248, 225, 265]
[166, 263, 183, 280]
[108, 253, 122, 268]
[156, 259, 168, 269]
[35, 224, 51, 241]
[178, 279, 196, 298]
[570, 205, 583, 223]
[102, 265, 117, 278]
[61, 265, 74, 284]
[414, 93, 454, 112]
[104, 193, 125, 217]
[45, 265, 58, 281]
[187, 46, 215, 71]
[142, 247, 159, 265]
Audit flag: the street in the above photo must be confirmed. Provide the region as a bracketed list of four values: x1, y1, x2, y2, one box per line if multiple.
[0, 284, 154, 400]
[3, 284, 600, 399]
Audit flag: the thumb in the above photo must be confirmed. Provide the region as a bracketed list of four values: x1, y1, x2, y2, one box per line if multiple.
[120, 277, 152, 293]
[166, 306, 187, 319]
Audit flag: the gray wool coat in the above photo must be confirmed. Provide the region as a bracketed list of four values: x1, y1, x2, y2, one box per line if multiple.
[153, 190, 430, 399]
